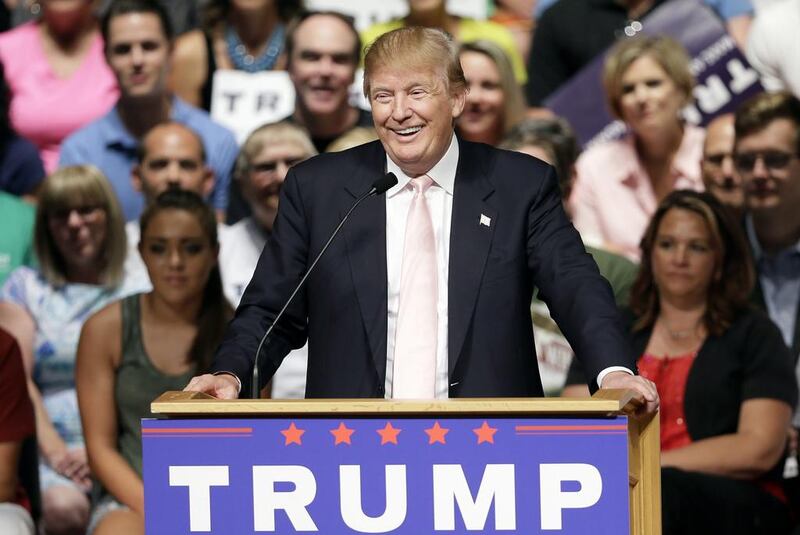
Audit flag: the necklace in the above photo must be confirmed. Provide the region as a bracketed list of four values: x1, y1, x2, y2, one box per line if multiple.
[660, 317, 701, 341]
[225, 23, 285, 73]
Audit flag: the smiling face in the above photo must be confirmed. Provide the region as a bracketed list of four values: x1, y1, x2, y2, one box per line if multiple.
[651, 207, 718, 305]
[289, 14, 358, 118]
[106, 12, 171, 99]
[617, 55, 685, 134]
[48, 203, 108, 274]
[140, 208, 217, 306]
[457, 50, 504, 143]
[735, 118, 800, 213]
[369, 65, 466, 176]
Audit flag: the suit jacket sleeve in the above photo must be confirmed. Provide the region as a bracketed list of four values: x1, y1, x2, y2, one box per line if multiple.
[210, 168, 310, 394]
[527, 164, 636, 391]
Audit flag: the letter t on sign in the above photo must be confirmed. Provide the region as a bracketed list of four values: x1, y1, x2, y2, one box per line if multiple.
[169, 465, 230, 532]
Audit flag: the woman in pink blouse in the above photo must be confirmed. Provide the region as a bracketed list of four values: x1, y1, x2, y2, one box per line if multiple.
[569, 36, 704, 261]
[0, 0, 119, 174]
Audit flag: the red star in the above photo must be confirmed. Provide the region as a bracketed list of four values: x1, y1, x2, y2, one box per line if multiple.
[424, 421, 449, 445]
[330, 422, 355, 445]
[376, 422, 402, 445]
[473, 421, 498, 444]
[280, 422, 305, 445]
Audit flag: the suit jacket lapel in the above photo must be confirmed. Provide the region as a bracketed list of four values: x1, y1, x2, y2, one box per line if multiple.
[342, 141, 390, 384]
[448, 140, 496, 376]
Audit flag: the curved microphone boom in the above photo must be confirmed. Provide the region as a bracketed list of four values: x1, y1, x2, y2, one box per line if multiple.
[250, 172, 398, 398]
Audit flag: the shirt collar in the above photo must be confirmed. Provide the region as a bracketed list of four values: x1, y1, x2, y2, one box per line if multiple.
[385, 132, 459, 197]
[618, 125, 703, 188]
[746, 214, 800, 262]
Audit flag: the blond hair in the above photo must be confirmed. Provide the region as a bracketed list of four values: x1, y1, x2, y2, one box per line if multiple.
[603, 35, 694, 119]
[326, 127, 378, 152]
[34, 165, 127, 287]
[363, 26, 466, 98]
[235, 121, 317, 180]
[459, 40, 525, 135]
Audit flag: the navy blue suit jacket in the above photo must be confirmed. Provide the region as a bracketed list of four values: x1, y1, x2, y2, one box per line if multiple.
[211, 137, 634, 397]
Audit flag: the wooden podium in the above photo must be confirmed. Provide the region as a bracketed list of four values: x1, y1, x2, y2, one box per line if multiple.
[145, 390, 659, 534]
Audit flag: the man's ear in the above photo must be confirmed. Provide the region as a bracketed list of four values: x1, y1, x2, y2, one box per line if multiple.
[132, 165, 144, 193]
[202, 167, 216, 199]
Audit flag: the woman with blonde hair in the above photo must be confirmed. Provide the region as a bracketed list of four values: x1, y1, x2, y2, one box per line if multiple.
[0, 165, 144, 535]
[456, 40, 525, 146]
[570, 35, 705, 261]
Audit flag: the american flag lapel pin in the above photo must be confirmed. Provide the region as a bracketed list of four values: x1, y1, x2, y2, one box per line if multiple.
[480, 214, 491, 227]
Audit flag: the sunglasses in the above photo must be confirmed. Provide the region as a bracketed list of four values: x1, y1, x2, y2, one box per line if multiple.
[733, 151, 798, 172]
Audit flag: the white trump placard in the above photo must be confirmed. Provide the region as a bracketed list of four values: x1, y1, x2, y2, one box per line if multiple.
[210, 70, 296, 144]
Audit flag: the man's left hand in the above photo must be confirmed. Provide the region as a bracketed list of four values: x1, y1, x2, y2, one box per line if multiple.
[600, 371, 659, 415]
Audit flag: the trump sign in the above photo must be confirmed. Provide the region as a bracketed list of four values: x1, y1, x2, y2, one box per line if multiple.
[143, 416, 630, 534]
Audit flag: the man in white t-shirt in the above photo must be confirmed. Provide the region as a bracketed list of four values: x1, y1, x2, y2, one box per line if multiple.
[219, 121, 317, 398]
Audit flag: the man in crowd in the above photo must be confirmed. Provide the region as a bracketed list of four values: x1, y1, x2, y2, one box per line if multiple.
[735, 91, 800, 422]
[283, 11, 373, 153]
[60, 0, 237, 222]
[219, 121, 317, 399]
[702, 113, 745, 220]
[185, 26, 658, 410]
[124, 120, 216, 286]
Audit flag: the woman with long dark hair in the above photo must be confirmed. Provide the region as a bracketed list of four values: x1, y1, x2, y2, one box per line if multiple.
[76, 189, 233, 534]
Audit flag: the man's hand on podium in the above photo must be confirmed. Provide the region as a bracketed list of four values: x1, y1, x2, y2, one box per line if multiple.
[184, 373, 240, 399]
[600, 371, 660, 415]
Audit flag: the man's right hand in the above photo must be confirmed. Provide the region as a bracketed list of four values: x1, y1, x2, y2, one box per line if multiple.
[184, 373, 240, 400]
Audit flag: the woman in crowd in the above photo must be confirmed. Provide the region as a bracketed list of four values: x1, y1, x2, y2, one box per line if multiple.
[0, 0, 119, 173]
[170, 0, 303, 111]
[76, 190, 232, 534]
[455, 40, 525, 147]
[565, 190, 796, 534]
[0, 165, 141, 535]
[361, 0, 527, 84]
[569, 35, 705, 261]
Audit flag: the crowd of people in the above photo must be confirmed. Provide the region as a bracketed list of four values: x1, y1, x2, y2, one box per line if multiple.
[0, 0, 799, 534]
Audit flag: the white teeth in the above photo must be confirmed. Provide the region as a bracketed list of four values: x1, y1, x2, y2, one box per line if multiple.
[396, 126, 422, 135]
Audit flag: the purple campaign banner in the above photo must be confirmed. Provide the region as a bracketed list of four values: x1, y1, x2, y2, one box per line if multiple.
[143, 416, 629, 534]
[546, 0, 764, 148]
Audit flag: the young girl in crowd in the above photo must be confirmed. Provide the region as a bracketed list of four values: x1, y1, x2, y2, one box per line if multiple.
[76, 189, 232, 535]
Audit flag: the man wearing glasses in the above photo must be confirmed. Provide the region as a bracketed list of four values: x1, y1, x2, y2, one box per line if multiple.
[734, 91, 800, 423]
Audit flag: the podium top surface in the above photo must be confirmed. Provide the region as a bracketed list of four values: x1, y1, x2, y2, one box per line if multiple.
[151, 390, 640, 416]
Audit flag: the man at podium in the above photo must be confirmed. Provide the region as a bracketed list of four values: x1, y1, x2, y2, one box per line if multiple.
[184, 27, 658, 412]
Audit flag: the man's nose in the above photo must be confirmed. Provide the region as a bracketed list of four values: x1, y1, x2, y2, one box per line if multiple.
[391, 94, 411, 121]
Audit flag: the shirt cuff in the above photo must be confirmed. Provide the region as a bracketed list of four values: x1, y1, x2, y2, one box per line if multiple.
[212, 371, 242, 395]
[596, 366, 634, 389]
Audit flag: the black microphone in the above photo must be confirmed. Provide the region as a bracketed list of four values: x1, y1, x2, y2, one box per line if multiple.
[250, 172, 399, 398]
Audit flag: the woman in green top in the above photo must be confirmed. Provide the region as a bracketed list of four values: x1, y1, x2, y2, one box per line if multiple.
[76, 190, 233, 535]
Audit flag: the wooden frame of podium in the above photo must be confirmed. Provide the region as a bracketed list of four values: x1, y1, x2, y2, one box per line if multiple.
[151, 389, 660, 534]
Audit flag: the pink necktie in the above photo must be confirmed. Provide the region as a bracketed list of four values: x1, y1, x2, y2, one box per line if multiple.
[393, 175, 437, 399]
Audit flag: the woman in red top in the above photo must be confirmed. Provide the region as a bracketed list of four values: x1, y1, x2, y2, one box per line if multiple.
[566, 189, 796, 533]
[638, 190, 795, 533]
